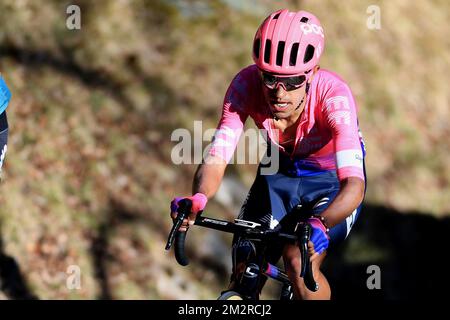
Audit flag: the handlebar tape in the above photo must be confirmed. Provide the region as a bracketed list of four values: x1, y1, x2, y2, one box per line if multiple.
[174, 231, 189, 266]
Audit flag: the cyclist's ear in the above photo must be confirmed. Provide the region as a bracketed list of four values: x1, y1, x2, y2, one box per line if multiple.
[308, 65, 320, 83]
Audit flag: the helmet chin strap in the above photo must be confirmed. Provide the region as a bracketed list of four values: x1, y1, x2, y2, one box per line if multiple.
[293, 82, 310, 111]
[294, 95, 305, 111]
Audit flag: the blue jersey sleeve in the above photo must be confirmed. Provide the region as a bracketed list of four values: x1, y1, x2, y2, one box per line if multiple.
[0, 76, 12, 114]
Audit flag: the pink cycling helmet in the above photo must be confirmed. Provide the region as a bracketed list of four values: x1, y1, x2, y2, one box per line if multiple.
[253, 9, 325, 75]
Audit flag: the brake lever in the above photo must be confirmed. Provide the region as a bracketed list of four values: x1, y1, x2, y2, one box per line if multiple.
[298, 223, 319, 292]
[165, 199, 190, 250]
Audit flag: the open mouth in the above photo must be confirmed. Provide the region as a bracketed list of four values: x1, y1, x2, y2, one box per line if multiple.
[270, 101, 290, 110]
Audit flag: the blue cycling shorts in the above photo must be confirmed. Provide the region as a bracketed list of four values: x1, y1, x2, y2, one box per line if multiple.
[0, 77, 11, 115]
[236, 161, 367, 251]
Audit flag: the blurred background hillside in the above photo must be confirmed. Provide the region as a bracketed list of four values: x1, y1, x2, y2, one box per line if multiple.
[0, 0, 448, 299]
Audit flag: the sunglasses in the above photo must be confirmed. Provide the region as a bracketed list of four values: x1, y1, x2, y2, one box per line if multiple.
[261, 72, 307, 91]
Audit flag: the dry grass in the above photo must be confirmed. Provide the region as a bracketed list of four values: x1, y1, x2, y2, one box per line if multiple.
[0, 0, 447, 299]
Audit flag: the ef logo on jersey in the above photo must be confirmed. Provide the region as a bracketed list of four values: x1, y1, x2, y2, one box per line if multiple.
[325, 96, 351, 126]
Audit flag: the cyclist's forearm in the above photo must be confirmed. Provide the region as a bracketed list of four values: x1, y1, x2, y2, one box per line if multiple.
[320, 177, 365, 228]
[192, 158, 227, 199]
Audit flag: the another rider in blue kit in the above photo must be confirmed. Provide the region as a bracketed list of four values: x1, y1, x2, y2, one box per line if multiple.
[0, 75, 11, 176]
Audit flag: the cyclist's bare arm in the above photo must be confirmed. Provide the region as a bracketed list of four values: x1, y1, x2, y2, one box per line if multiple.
[168, 155, 227, 229]
[317, 176, 365, 229]
[192, 155, 227, 199]
[170, 156, 227, 231]
[308, 177, 364, 261]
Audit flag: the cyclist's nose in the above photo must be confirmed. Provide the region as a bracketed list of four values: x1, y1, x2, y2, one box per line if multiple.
[274, 83, 288, 98]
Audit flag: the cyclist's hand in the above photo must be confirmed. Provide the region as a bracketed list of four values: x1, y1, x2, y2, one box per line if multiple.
[306, 216, 330, 259]
[170, 193, 208, 232]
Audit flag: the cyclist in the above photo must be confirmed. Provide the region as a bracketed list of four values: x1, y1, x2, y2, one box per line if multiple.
[0, 75, 11, 175]
[171, 9, 366, 300]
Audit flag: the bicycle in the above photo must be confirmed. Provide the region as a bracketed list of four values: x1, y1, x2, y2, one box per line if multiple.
[165, 199, 319, 300]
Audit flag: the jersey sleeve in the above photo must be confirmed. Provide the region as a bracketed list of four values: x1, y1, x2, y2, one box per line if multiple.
[207, 71, 250, 163]
[322, 83, 365, 181]
[0, 76, 11, 115]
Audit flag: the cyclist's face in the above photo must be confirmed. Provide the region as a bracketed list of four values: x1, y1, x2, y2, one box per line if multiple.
[262, 76, 307, 120]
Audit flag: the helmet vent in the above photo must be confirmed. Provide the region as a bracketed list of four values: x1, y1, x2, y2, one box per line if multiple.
[290, 43, 299, 66]
[264, 40, 272, 63]
[300, 17, 309, 23]
[253, 38, 261, 59]
[304, 44, 315, 63]
[273, 13, 280, 19]
[276, 41, 285, 66]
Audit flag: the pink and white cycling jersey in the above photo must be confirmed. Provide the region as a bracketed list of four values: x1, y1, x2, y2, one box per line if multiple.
[208, 65, 365, 181]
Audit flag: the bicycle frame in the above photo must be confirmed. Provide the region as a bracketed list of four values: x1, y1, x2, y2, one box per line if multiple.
[165, 199, 319, 299]
[197, 216, 294, 299]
